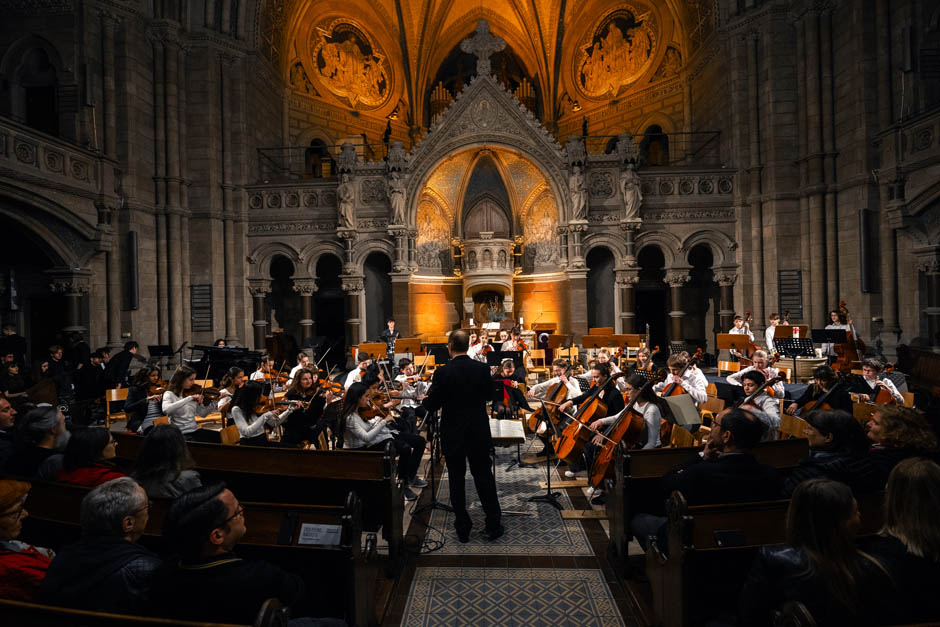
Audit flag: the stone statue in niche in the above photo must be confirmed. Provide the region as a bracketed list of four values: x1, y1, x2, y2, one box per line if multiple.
[337, 174, 356, 229]
[387, 141, 406, 172]
[290, 62, 315, 94]
[467, 250, 478, 270]
[313, 22, 390, 107]
[498, 250, 507, 268]
[620, 163, 643, 221]
[483, 249, 493, 268]
[387, 171, 406, 225]
[577, 11, 656, 97]
[569, 166, 588, 221]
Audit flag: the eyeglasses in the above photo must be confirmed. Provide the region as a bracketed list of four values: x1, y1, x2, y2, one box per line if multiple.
[223, 505, 245, 525]
[0, 506, 25, 521]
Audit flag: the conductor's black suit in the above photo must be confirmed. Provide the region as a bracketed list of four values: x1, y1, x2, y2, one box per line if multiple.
[423, 353, 502, 536]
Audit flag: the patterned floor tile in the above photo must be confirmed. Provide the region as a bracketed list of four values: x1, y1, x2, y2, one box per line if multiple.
[426, 447, 593, 555]
[402, 567, 626, 627]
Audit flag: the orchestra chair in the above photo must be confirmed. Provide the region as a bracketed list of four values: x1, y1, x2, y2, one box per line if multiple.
[318, 431, 331, 450]
[699, 397, 725, 425]
[528, 349, 550, 379]
[902, 391, 915, 408]
[219, 424, 241, 445]
[413, 354, 435, 371]
[193, 379, 214, 389]
[853, 402, 877, 424]
[778, 414, 809, 439]
[670, 426, 695, 448]
[104, 388, 129, 429]
[779, 367, 792, 382]
[154, 416, 170, 427]
[717, 360, 740, 376]
[705, 383, 718, 398]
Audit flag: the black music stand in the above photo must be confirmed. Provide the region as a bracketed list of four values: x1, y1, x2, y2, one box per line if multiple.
[526, 400, 563, 510]
[775, 337, 816, 382]
[411, 409, 453, 516]
[424, 343, 450, 367]
[812, 329, 850, 348]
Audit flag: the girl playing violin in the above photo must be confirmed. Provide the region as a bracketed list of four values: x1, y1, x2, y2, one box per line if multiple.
[726, 350, 785, 399]
[229, 380, 293, 447]
[395, 358, 428, 432]
[162, 366, 218, 442]
[124, 366, 164, 434]
[282, 367, 335, 447]
[492, 359, 531, 420]
[216, 366, 246, 416]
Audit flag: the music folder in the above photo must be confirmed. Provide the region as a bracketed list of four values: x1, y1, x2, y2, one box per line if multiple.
[665, 394, 702, 427]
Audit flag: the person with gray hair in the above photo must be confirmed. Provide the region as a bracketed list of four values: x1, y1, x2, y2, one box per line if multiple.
[4, 405, 69, 476]
[39, 477, 160, 614]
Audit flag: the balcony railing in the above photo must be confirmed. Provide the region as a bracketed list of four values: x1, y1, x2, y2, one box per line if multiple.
[257, 140, 390, 182]
[579, 131, 722, 167]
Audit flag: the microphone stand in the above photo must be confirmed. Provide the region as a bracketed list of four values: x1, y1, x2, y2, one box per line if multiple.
[526, 400, 563, 510]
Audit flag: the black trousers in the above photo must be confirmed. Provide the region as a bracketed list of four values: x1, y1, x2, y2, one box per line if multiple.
[185, 429, 222, 443]
[397, 405, 427, 433]
[366, 432, 425, 480]
[442, 436, 501, 533]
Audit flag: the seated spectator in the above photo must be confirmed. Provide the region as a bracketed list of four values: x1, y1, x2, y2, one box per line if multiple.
[783, 410, 879, 496]
[863, 458, 940, 624]
[40, 426, 125, 487]
[5, 405, 69, 477]
[132, 425, 202, 499]
[631, 409, 782, 550]
[0, 480, 55, 601]
[39, 477, 159, 613]
[0, 397, 16, 469]
[739, 478, 894, 626]
[867, 405, 939, 484]
[152, 483, 345, 626]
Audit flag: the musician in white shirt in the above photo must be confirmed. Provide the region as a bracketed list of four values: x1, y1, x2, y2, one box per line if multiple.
[527, 359, 581, 401]
[852, 359, 904, 404]
[395, 358, 429, 431]
[738, 370, 780, 440]
[729, 315, 754, 359]
[467, 331, 490, 363]
[286, 352, 309, 386]
[344, 352, 373, 390]
[579, 348, 628, 392]
[822, 310, 857, 360]
[653, 354, 707, 405]
[726, 350, 786, 398]
[765, 313, 781, 353]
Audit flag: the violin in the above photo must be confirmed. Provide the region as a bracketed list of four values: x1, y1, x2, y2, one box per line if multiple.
[318, 378, 345, 394]
[148, 381, 167, 396]
[517, 340, 528, 352]
[185, 384, 221, 400]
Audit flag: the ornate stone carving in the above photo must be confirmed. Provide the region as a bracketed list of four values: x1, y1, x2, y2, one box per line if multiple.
[248, 285, 272, 297]
[249, 194, 263, 210]
[565, 135, 587, 166]
[615, 275, 640, 286]
[289, 61, 316, 95]
[321, 190, 337, 206]
[665, 272, 691, 287]
[620, 163, 643, 221]
[575, 8, 658, 98]
[337, 174, 356, 228]
[336, 143, 357, 173]
[14, 141, 36, 165]
[292, 281, 318, 295]
[357, 218, 389, 230]
[45, 151, 64, 173]
[588, 171, 614, 198]
[48, 279, 90, 295]
[310, 19, 391, 108]
[360, 177, 386, 203]
[716, 274, 738, 287]
[917, 259, 940, 274]
[387, 171, 406, 225]
[284, 192, 300, 207]
[460, 19, 506, 76]
[652, 46, 682, 80]
[616, 133, 638, 166]
[266, 193, 281, 208]
[387, 141, 406, 172]
[569, 166, 588, 220]
[644, 208, 736, 222]
[248, 222, 336, 234]
[303, 192, 318, 207]
[340, 277, 364, 293]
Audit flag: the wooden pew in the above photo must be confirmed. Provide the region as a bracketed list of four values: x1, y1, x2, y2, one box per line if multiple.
[0, 598, 287, 627]
[640, 489, 884, 627]
[605, 438, 810, 573]
[112, 431, 404, 575]
[20, 480, 377, 627]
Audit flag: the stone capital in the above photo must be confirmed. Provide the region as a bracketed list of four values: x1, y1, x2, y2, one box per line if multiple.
[336, 228, 358, 242]
[46, 268, 91, 295]
[292, 280, 318, 295]
[619, 219, 642, 233]
[615, 274, 640, 287]
[248, 281, 271, 297]
[665, 272, 691, 287]
[341, 276, 365, 293]
[567, 220, 589, 233]
[716, 273, 738, 287]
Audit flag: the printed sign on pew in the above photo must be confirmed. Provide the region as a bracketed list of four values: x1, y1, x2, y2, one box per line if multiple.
[298, 523, 343, 546]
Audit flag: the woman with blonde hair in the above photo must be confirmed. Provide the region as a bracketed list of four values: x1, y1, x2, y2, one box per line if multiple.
[866, 405, 939, 484]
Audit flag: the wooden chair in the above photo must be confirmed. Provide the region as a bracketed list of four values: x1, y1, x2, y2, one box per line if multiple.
[153, 416, 170, 427]
[699, 397, 725, 425]
[705, 383, 718, 398]
[779, 367, 792, 382]
[902, 391, 915, 407]
[528, 349, 550, 378]
[779, 413, 809, 439]
[669, 426, 695, 448]
[412, 354, 435, 371]
[717, 360, 740, 376]
[104, 388, 129, 428]
[219, 424, 241, 445]
[853, 402, 876, 424]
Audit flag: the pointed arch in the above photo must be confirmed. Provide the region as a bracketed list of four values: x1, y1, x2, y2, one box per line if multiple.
[635, 230, 683, 268]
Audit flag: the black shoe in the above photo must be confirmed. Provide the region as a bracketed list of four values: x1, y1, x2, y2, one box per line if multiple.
[484, 525, 505, 541]
[456, 528, 471, 543]
[591, 493, 606, 506]
[536, 445, 553, 457]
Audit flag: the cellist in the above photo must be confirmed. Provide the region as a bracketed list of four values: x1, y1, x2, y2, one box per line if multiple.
[492, 359, 531, 420]
[786, 365, 852, 415]
[726, 350, 785, 398]
[737, 370, 780, 440]
[558, 361, 625, 478]
[653, 354, 707, 405]
[822, 309, 856, 363]
[728, 314, 754, 361]
[526, 359, 581, 457]
[851, 359, 903, 405]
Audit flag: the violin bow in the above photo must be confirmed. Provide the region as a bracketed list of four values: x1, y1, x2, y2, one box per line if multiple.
[313, 346, 331, 372]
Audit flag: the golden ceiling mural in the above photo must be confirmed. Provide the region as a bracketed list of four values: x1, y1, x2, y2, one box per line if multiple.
[576, 7, 658, 98]
[310, 20, 391, 108]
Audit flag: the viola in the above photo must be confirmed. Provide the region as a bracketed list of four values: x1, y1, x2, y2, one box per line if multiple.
[318, 379, 345, 394]
[184, 384, 220, 400]
[588, 381, 654, 487]
[148, 383, 167, 396]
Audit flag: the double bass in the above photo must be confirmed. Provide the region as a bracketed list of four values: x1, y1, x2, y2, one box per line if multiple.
[588, 380, 654, 487]
[832, 301, 865, 375]
[553, 372, 627, 463]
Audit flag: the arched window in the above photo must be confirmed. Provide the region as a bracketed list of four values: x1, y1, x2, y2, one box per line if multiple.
[17, 48, 59, 135]
[304, 139, 335, 178]
[640, 125, 669, 166]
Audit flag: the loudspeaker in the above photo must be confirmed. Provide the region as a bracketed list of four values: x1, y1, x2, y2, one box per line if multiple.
[126, 231, 139, 310]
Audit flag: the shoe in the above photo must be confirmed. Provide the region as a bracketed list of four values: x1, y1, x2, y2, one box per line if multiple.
[403, 487, 418, 501]
[564, 470, 577, 479]
[484, 525, 505, 541]
[591, 493, 606, 506]
[410, 477, 428, 488]
[586, 486, 596, 496]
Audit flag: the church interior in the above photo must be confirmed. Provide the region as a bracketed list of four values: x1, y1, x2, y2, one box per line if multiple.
[1, 0, 940, 625]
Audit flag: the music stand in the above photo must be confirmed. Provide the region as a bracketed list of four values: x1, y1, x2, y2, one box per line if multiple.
[775, 337, 816, 382]
[716, 333, 752, 355]
[490, 381, 537, 472]
[411, 409, 453, 516]
[394, 337, 422, 357]
[526, 400, 563, 510]
[811, 329, 850, 346]
[581, 335, 611, 350]
[425, 343, 450, 366]
[775, 324, 810, 340]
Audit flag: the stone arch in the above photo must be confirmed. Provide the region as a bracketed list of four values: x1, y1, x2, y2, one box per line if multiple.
[247, 241, 302, 279]
[299, 241, 345, 277]
[0, 33, 66, 77]
[455, 149, 521, 235]
[0, 184, 98, 267]
[583, 233, 627, 265]
[635, 230, 683, 267]
[681, 229, 735, 267]
[635, 112, 677, 136]
[352, 239, 395, 271]
[295, 125, 337, 150]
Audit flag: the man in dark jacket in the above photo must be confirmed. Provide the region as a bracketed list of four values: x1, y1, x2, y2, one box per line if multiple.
[73, 352, 107, 425]
[40, 477, 159, 613]
[105, 341, 140, 388]
[631, 409, 782, 549]
[423, 330, 503, 542]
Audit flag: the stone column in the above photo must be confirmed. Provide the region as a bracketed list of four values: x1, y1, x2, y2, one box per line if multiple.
[567, 269, 588, 339]
[99, 11, 119, 157]
[716, 273, 737, 334]
[666, 271, 691, 342]
[292, 280, 318, 346]
[105, 226, 122, 348]
[388, 225, 408, 272]
[620, 220, 641, 265]
[390, 272, 412, 337]
[557, 226, 569, 267]
[248, 283, 270, 350]
[408, 229, 418, 270]
[47, 269, 92, 334]
[568, 221, 588, 268]
[616, 273, 639, 334]
[921, 258, 940, 348]
[341, 275, 365, 364]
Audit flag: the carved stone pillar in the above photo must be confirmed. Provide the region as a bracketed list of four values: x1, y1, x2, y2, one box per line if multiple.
[341, 275, 365, 363]
[104, 226, 122, 348]
[619, 220, 641, 266]
[666, 271, 691, 342]
[47, 269, 92, 334]
[557, 226, 569, 267]
[716, 273, 738, 334]
[248, 283, 271, 350]
[390, 273, 412, 337]
[99, 11, 119, 157]
[337, 229, 357, 273]
[388, 225, 408, 272]
[616, 273, 639, 334]
[408, 229, 418, 270]
[920, 257, 940, 348]
[292, 280, 318, 346]
[568, 221, 588, 268]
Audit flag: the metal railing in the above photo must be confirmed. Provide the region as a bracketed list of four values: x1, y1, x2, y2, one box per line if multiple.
[578, 131, 722, 167]
[257, 140, 390, 182]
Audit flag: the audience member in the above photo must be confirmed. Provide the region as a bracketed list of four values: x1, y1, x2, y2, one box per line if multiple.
[0, 480, 54, 601]
[0, 362, 28, 404]
[39, 477, 159, 613]
[44, 345, 71, 400]
[73, 351, 107, 425]
[152, 483, 345, 625]
[132, 425, 202, 499]
[783, 410, 879, 496]
[5, 405, 69, 476]
[0, 397, 16, 469]
[867, 405, 939, 484]
[863, 458, 940, 624]
[738, 478, 894, 626]
[40, 426, 125, 487]
[0, 324, 27, 366]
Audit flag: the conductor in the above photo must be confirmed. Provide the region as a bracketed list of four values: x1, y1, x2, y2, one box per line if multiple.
[422, 329, 503, 542]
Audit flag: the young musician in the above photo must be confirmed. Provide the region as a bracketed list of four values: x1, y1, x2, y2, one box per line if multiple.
[379, 318, 400, 355]
[283, 368, 334, 447]
[229, 381, 293, 447]
[786, 365, 853, 415]
[726, 350, 785, 398]
[500, 327, 528, 380]
[738, 370, 781, 440]
[498, 329, 509, 345]
[580, 348, 627, 391]
[343, 352, 373, 390]
[653, 354, 707, 405]
[822, 310, 857, 361]
[633, 347, 653, 372]
[558, 361, 625, 477]
[216, 366, 246, 415]
[249, 357, 283, 394]
[492, 359, 531, 420]
[851, 359, 903, 405]
[395, 358, 428, 432]
[285, 352, 309, 386]
[467, 331, 490, 363]
[527, 359, 580, 401]
[765, 314, 781, 353]
[729, 314, 754, 360]
[161, 366, 217, 442]
[124, 366, 164, 435]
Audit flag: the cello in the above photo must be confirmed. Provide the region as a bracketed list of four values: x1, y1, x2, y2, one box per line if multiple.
[657, 349, 703, 442]
[527, 364, 572, 431]
[740, 310, 759, 363]
[793, 374, 845, 417]
[553, 371, 627, 463]
[588, 380, 654, 487]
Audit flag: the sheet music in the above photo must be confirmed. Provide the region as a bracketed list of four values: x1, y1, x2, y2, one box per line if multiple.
[489, 418, 525, 441]
[664, 394, 702, 427]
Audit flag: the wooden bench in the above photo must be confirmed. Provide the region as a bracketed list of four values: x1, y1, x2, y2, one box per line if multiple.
[0, 598, 287, 627]
[638, 489, 885, 627]
[20, 480, 377, 627]
[605, 438, 810, 573]
[111, 432, 404, 576]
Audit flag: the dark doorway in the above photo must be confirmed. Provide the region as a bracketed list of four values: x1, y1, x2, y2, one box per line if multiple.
[314, 254, 345, 373]
[363, 252, 392, 341]
[586, 247, 615, 330]
[20, 48, 59, 136]
[636, 245, 668, 349]
[686, 244, 718, 354]
[640, 125, 669, 166]
[304, 139, 335, 178]
[268, 255, 299, 355]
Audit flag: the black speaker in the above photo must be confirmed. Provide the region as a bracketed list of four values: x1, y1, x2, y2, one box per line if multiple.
[859, 209, 873, 293]
[126, 230, 139, 310]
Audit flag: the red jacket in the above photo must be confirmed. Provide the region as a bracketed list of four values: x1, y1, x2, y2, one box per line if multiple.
[56, 462, 126, 487]
[0, 543, 53, 601]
